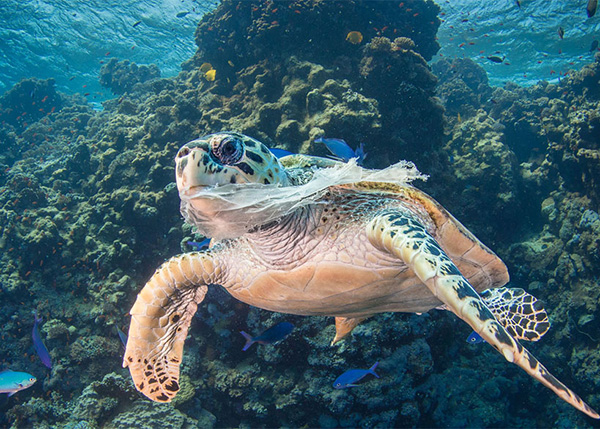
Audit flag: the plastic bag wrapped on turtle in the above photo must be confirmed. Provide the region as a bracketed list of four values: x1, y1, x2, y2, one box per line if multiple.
[179, 158, 428, 240]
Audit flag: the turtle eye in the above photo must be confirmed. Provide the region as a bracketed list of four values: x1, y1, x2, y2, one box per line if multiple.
[212, 136, 244, 165]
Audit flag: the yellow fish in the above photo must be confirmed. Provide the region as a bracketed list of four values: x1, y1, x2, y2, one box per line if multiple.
[204, 69, 216, 81]
[457, 112, 462, 123]
[199, 62, 213, 73]
[346, 31, 363, 44]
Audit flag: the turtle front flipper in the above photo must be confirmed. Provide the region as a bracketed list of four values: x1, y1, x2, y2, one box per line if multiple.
[367, 211, 600, 420]
[123, 252, 222, 402]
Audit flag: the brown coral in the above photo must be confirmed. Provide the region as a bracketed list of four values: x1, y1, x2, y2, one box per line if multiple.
[393, 37, 416, 51]
[366, 36, 393, 53]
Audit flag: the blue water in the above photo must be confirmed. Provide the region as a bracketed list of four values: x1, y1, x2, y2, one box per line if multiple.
[436, 0, 600, 86]
[1, 0, 599, 98]
[0, 0, 217, 99]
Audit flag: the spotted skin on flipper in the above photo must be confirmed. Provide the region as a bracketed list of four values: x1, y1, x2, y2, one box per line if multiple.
[123, 252, 223, 402]
[481, 287, 550, 342]
[367, 210, 600, 420]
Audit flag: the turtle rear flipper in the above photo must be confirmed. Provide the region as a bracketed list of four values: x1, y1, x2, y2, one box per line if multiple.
[331, 316, 370, 345]
[367, 209, 600, 420]
[123, 253, 219, 402]
[481, 287, 550, 342]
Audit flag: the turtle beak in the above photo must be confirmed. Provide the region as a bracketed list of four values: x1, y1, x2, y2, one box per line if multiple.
[175, 145, 194, 192]
[175, 145, 212, 194]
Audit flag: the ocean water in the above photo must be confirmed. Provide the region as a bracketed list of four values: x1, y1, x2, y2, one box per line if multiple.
[1, 0, 600, 428]
[436, 0, 600, 86]
[1, 0, 599, 96]
[0, 0, 217, 100]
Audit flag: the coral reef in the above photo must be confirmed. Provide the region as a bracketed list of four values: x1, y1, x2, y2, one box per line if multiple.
[183, 0, 444, 165]
[189, 0, 440, 75]
[1, 0, 600, 428]
[109, 401, 199, 428]
[99, 58, 161, 95]
[441, 109, 521, 241]
[359, 36, 444, 156]
[433, 58, 492, 119]
[0, 78, 72, 166]
[0, 78, 63, 133]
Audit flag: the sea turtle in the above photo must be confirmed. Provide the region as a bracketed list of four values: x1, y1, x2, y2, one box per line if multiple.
[123, 132, 599, 419]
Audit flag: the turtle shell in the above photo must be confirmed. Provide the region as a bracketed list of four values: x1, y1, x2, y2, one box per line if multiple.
[280, 154, 508, 293]
[343, 181, 509, 294]
[277, 154, 508, 295]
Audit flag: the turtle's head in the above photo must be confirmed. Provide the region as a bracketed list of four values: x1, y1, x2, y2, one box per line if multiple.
[175, 132, 289, 194]
[175, 132, 293, 239]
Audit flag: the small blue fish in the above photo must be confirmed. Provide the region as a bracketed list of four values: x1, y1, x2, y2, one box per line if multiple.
[333, 362, 379, 389]
[187, 238, 210, 251]
[354, 142, 367, 163]
[269, 148, 294, 158]
[116, 326, 127, 349]
[0, 370, 36, 397]
[32, 311, 51, 369]
[240, 321, 294, 351]
[315, 137, 367, 164]
[466, 331, 485, 344]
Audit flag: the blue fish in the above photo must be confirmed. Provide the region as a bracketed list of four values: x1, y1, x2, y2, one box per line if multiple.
[187, 238, 210, 251]
[269, 148, 295, 158]
[354, 142, 367, 163]
[116, 326, 128, 349]
[333, 362, 379, 389]
[466, 331, 485, 344]
[32, 311, 51, 369]
[0, 370, 36, 397]
[315, 137, 367, 164]
[240, 321, 294, 351]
